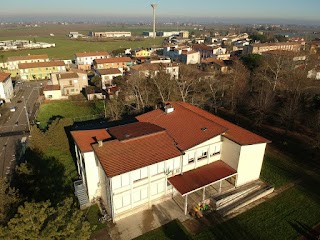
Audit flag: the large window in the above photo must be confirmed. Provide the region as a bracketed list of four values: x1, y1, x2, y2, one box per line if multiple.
[210, 144, 221, 157]
[132, 167, 148, 182]
[150, 162, 165, 176]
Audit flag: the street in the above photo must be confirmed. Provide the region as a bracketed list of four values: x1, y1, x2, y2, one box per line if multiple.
[0, 81, 43, 179]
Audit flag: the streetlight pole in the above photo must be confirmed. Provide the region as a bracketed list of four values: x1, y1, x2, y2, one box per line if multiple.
[22, 96, 31, 132]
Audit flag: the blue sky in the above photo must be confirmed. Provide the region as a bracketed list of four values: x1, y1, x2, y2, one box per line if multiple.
[1, 0, 320, 23]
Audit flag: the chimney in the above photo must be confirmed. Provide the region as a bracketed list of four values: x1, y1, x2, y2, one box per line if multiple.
[98, 140, 103, 147]
[164, 103, 174, 114]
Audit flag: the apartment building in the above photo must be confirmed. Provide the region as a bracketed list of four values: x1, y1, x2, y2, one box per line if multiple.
[243, 42, 303, 55]
[18, 61, 66, 80]
[74, 52, 110, 71]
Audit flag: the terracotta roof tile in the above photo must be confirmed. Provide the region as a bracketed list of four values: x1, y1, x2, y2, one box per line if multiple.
[193, 44, 213, 51]
[75, 52, 109, 57]
[137, 103, 228, 151]
[71, 129, 112, 152]
[202, 58, 226, 66]
[58, 72, 79, 79]
[108, 122, 165, 141]
[177, 102, 270, 145]
[97, 68, 122, 75]
[0, 72, 11, 82]
[94, 57, 132, 64]
[93, 131, 181, 177]
[18, 61, 65, 69]
[168, 160, 237, 195]
[44, 84, 60, 91]
[7, 54, 49, 62]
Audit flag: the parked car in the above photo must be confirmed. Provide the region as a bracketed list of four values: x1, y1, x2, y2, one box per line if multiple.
[10, 107, 16, 112]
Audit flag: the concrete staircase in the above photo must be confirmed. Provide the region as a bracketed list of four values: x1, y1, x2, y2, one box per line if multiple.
[212, 181, 274, 216]
[74, 180, 89, 207]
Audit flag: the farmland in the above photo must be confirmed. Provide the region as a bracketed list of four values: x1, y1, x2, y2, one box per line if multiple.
[0, 23, 167, 59]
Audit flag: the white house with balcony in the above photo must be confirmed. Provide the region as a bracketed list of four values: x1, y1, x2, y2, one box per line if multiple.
[71, 102, 270, 221]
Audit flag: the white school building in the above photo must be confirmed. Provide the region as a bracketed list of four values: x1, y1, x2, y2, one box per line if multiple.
[71, 102, 270, 221]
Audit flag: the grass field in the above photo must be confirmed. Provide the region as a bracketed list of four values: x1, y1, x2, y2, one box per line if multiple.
[0, 35, 163, 60]
[36, 100, 99, 129]
[194, 186, 320, 240]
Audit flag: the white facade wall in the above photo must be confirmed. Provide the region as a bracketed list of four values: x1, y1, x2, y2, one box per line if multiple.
[0, 76, 13, 102]
[83, 152, 101, 200]
[43, 90, 62, 100]
[76, 55, 108, 66]
[220, 137, 241, 170]
[237, 143, 267, 186]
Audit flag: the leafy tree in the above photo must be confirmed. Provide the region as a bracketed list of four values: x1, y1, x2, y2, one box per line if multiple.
[91, 75, 102, 88]
[0, 198, 92, 240]
[0, 178, 19, 225]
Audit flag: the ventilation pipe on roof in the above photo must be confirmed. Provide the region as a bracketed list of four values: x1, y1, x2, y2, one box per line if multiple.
[164, 103, 174, 114]
[98, 140, 103, 147]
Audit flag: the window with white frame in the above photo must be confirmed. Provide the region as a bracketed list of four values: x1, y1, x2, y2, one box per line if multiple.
[114, 193, 131, 210]
[132, 167, 148, 182]
[210, 144, 221, 157]
[198, 150, 208, 160]
[188, 153, 195, 164]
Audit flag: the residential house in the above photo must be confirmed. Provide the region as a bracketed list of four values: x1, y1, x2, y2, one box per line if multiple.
[243, 42, 303, 55]
[18, 61, 66, 81]
[179, 31, 189, 39]
[163, 45, 200, 64]
[90, 32, 131, 38]
[71, 102, 270, 221]
[95, 68, 123, 86]
[93, 57, 133, 71]
[192, 44, 227, 59]
[201, 58, 229, 73]
[44, 69, 88, 100]
[75, 52, 110, 71]
[133, 49, 151, 58]
[130, 63, 179, 79]
[0, 72, 14, 102]
[5, 54, 50, 71]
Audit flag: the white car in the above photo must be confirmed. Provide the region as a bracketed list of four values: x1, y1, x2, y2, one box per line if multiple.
[10, 107, 16, 112]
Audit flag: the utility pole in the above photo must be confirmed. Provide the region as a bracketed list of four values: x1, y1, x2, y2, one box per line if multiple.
[22, 96, 31, 132]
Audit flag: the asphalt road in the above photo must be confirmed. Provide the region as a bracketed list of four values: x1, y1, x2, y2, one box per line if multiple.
[0, 81, 43, 179]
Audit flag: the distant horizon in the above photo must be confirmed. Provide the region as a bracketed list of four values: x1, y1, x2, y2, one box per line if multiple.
[0, 15, 320, 27]
[1, 0, 320, 26]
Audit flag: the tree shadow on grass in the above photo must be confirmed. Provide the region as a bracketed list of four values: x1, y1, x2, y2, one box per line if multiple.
[13, 148, 73, 205]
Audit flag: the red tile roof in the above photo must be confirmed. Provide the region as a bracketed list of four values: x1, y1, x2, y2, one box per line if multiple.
[94, 57, 132, 64]
[177, 102, 270, 145]
[93, 131, 181, 177]
[58, 72, 79, 79]
[71, 129, 112, 152]
[168, 160, 237, 196]
[75, 52, 109, 57]
[7, 54, 49, 62]
[97, 68, 122, 75]
[18, 61, 65, 69]
[193, 44, 213, 51]
[0, 72, 11, 82]
[136, 103, 228, 151]
[108, 122, 165, 141]
[44, 84, 60, 91]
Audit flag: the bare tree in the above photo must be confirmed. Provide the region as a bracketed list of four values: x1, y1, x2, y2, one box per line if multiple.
[226, 60, 249, 113]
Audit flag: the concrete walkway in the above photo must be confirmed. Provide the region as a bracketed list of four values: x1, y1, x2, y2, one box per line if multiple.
[106, 199, 191, 240]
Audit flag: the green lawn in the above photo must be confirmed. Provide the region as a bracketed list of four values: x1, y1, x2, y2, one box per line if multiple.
[260, 150, 298, 188]
[36, 100, 99, 129]
[0, 36, 163, 59]
[194, 186, 320, 240]
[134, 220, 192, 240]
[84, 204, 107, 233]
